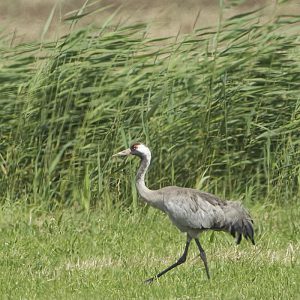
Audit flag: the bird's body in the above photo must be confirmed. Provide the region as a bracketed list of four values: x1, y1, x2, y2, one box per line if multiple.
[157, 187, 230, 235]
[145, 186, 254, 242]
[113, 143, 255, 282]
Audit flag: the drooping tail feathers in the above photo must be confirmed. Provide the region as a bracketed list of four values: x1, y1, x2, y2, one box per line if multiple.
[224, 201, 255, 245]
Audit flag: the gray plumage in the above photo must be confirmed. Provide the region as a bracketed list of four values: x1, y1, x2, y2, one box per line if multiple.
[158, 187, 254, 243]
[113, 143, 255, 283]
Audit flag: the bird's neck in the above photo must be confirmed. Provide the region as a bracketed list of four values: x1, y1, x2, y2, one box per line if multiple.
[136, 154, 151, 197]
[136, 154, 164, 211]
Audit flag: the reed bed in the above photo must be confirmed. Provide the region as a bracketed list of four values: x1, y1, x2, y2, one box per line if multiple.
[0, 8, 300, 209]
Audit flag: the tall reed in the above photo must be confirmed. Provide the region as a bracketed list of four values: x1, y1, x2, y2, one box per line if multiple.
[0, 8, 299, 208]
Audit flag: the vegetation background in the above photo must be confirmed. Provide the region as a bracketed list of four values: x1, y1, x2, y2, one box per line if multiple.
[0, 0, 299, 299]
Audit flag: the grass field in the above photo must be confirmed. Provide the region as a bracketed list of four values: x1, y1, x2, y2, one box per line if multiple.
[1, 2, 300, 299]
[0, 202, 299, 299]
[3, 0, 297, 42]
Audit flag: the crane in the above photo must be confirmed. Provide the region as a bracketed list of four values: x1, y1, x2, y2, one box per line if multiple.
[113, 143, 255, 283]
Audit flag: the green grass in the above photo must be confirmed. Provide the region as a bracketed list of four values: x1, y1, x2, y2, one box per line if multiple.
[1, 4, 300, 299]
[0, 203, 299, 299]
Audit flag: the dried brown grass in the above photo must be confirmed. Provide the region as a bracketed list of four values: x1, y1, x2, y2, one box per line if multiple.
[1, 0, 299, 43]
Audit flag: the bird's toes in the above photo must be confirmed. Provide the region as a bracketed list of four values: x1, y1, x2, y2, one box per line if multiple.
[144, 277, 155, 284]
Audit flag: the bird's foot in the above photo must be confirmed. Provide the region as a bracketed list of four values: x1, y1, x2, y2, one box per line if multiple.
[144, 277, 155, 284]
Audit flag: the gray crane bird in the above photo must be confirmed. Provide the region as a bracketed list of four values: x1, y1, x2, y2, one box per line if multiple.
[113, 143, 255, 283]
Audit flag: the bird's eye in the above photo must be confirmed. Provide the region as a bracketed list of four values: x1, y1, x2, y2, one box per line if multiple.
[131, 144, 139, 151]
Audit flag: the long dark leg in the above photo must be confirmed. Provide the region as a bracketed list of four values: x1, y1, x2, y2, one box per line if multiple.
[145, 236, 191, 284]
[195, 238, 210, 279]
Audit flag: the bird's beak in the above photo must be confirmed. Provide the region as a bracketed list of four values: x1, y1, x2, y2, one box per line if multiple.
[112, 148, 131, 157]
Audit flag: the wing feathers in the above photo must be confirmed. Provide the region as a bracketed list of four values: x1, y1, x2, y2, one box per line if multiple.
[161, 187, 255, 245]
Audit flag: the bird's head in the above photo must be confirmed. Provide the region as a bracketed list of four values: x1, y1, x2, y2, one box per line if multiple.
[113, 143, 151, 159]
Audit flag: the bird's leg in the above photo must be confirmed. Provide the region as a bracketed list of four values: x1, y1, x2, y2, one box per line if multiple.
[144, 236, 191, 284]
[195, 238, 210, 279]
